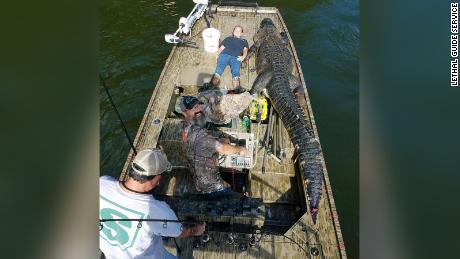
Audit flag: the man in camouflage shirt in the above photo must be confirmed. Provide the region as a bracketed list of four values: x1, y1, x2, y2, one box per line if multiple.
[196, 89, 255, 125]
[176, 96, 247, 196]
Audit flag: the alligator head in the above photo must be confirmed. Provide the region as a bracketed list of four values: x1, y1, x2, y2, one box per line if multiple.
[254, 18, 281, 45]
[260, 18, 275, 28]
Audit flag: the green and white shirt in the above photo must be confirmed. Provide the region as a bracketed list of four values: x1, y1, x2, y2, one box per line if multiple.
[99, 176, 182, 259]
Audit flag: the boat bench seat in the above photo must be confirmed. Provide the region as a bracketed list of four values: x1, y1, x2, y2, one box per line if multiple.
[157, 118, 236, 197]
[158, 118, 188, 169]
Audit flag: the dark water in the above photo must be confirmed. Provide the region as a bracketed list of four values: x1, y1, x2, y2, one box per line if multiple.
[100, 0, 359, 258]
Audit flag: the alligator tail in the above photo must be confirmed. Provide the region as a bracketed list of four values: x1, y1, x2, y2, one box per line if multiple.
[267, 73, 323, 224]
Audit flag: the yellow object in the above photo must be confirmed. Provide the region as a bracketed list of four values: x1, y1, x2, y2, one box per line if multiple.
[249, 97, 268, 121]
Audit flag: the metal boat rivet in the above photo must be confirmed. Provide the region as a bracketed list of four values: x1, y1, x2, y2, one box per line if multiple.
[310, 247, 320, 256]
[201, 233, 210, 243]
[249, 235, 257, 247]
[225, 233, 234, 245]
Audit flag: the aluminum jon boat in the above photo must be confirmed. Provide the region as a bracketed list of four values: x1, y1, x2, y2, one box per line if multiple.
[118, 2, 347, 258]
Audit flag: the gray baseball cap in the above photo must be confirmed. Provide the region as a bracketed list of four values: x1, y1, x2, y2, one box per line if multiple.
[131, 149, 172, 176]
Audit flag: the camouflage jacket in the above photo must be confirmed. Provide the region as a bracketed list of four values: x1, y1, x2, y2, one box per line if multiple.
[182, 123, 225, 193]
[197, 90, 254, 125]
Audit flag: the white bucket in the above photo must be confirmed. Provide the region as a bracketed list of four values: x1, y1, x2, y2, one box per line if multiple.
[202, 28, 220, 53]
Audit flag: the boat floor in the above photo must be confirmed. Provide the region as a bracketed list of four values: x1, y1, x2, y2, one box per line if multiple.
[120, 5, 346, 259]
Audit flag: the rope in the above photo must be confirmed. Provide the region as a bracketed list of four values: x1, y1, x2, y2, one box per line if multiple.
[262, 231, 309, 255]
[281, 234, 309, 255]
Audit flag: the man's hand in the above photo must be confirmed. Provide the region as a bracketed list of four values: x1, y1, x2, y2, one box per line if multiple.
[216, 143, 248, 156]
[178, 222, 206, 238]
[192, 222, 206, 236]
[215, 46, 224, 63]
[237, 56, 244, 62]
[238, 146, 247, 156]
[219, 138, 230, 144]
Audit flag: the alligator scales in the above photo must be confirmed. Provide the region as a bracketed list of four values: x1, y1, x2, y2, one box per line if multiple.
[249, 18, 324, 224]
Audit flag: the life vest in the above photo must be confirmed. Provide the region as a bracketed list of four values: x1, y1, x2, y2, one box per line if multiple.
[249, 96, 268, 121]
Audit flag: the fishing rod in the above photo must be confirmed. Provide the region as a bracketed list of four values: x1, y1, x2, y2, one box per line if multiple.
[99, 218, 197, 231]
[99, 74, 138, 155]
[99, 218, 315, 256]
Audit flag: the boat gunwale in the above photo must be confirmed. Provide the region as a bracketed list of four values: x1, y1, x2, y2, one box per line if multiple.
[274, 8, 348, 259]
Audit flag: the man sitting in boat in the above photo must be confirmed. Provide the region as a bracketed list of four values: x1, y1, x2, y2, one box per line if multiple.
[99, 148, 205, 259]
[210, 25, 249, 90]
[176, 96, 247, 196]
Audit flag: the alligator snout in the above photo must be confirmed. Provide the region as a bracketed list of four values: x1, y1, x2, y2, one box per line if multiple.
[260, 18, 275, 28]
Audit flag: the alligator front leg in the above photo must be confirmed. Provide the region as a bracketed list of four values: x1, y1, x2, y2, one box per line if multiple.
[250, 71, 273, 95]
[280, 32, 289, 45]
[245, 44, 257, 61]
[244, 41, 260, 62]
[255, 54, 272, 74]
[242, 42, 260, 69]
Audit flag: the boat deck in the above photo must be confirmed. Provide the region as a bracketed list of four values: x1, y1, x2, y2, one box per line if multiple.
[119, 6, 346, 259]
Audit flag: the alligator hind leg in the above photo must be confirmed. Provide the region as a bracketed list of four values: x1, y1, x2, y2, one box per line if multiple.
[250, 71, 273, 95]
[288, 74, 303, 92]
[288, 74, 308, 109]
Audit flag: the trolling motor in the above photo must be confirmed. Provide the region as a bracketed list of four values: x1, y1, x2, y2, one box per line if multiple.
[165, 0, 210, 44]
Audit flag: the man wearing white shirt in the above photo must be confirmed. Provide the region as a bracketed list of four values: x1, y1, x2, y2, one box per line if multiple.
[100, 148, 205, 259]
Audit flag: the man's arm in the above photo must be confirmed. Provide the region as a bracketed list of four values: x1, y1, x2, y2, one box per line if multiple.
[216, 45, 225, 61]
[177, 222, 206, 238]
[238, 47, 248, 62]
[216, 142, 247, 156]
[198, 129, 247, 156]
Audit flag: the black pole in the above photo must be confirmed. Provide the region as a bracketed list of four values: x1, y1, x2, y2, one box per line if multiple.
[99, 74, 138, 155]
[207, 0, 213, 17]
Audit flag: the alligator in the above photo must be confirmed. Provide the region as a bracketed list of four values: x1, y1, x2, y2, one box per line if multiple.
[247, 18, 324, 224]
